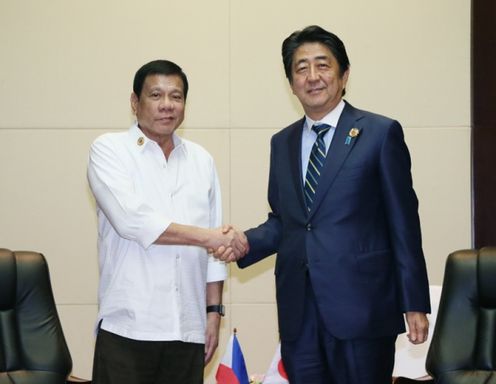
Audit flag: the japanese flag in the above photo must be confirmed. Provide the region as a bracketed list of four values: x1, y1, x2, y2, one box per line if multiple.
[263, 344, 289, 384]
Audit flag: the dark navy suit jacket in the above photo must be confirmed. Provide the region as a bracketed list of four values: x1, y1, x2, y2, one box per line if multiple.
[238, 101, 430, 342]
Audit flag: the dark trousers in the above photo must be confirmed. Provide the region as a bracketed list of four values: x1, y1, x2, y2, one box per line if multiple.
[92, 328, 204, 384]
[281, 281, 396, 384]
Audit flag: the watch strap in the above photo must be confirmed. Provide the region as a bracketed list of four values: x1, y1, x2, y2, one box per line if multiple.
[206, 304, 225, 316]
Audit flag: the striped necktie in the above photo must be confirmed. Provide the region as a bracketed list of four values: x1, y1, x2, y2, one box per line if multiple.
[304, 123, 331, 211]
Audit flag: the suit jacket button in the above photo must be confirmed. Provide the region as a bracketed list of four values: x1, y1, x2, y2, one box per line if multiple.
[306, 224, 312, 231]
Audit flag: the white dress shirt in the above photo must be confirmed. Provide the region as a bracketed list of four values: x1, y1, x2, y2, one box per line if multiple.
[301, 99, 346, 180]
[87, 124, 227, 343]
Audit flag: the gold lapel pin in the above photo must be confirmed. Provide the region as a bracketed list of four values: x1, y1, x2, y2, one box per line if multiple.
[349, 128, 360, 138]
[137, 137, 145, 146]
[345, 128, 360, 145]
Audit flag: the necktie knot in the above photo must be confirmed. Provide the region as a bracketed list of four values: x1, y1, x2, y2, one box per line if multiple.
[312, 123, 331, 137]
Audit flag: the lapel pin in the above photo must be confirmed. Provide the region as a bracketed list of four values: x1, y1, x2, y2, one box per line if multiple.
[349, 128, 360, 137]
[345, 128, 360, 145]
[137, 137, 145, 146]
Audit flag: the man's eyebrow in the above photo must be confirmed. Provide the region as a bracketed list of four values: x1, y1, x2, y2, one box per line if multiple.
[294, 58, 309, 66]
[295, 55, 330, 66]
[314, 55, 330, 61]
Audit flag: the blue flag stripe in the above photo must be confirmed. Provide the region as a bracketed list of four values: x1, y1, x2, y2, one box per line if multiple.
[232, 334, 249, 384]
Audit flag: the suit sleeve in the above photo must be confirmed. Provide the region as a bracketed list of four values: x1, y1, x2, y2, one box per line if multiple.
[380, 121, 431, 313]
[238, 136, 282, 268]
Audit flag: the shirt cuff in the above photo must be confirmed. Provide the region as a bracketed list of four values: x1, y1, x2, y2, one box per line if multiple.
[137, 214, 172, 250]
[206, 256, 227, 282]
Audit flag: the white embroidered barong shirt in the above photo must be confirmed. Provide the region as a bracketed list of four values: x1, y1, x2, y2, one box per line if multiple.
[87, 124, 227, 343]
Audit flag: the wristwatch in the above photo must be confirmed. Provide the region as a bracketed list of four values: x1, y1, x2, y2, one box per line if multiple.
[206, 304, 225, 317]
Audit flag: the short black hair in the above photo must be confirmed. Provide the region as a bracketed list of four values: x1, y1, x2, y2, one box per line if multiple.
[133, 59, 189, 100]
[282, 25, 350, 86]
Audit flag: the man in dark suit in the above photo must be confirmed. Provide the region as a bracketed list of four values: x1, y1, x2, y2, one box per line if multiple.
[237, 25, 430, 384]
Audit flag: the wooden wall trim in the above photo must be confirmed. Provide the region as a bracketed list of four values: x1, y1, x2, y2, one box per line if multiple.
[472, 0, 496, 247]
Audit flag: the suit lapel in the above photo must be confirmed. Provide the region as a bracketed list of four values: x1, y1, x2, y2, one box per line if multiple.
[308, 103, 363, 219]
[287, 118, 307, 213]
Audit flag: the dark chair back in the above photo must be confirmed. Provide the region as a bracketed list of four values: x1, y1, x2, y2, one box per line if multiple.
[0, 248, 72, 383]
[426, 247, 496, 383]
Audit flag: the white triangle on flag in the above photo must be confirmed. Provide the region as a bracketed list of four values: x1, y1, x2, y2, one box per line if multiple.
[216, 331, 250, 384]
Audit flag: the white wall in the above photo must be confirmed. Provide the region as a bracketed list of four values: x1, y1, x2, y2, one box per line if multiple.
[0, 0, 470, 382]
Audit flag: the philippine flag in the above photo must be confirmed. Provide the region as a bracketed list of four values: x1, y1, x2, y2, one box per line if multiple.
[216, 331, 250, 384]
[262, 344, 289, 384]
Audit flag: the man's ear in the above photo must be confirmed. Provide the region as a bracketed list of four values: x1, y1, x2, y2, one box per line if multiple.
[289, 80, 296, 96]
[130, 93, 139, 115]
[342, 68, 350, 88]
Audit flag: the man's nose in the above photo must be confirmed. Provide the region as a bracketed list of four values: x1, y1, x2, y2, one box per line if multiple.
[308, 65, 319, 81]
[159, 96, 173, 110]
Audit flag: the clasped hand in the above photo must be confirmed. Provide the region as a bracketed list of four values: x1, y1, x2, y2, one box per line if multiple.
[207, 225, 249, 263]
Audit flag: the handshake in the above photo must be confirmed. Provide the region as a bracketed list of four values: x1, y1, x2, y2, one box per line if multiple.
[207, 225, 249, 263]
